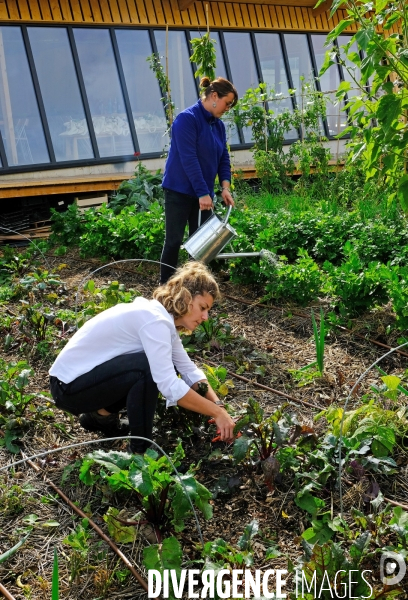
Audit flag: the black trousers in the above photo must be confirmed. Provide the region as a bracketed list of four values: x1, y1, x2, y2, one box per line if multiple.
[50, 352, 159, 452]
[160, 188, 211, 284]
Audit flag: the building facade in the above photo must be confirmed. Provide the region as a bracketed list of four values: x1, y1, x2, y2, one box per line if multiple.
[0, 0, 386, 199]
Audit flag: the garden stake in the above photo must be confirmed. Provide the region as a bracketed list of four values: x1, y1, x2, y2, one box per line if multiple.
[22, 452, 153, 597]
[338, 340, 408, 519]
[204, 359, 325, 411]
[0, 583, 16, 600]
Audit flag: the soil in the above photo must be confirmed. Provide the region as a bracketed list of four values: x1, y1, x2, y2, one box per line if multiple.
[1, 249, 408, 599]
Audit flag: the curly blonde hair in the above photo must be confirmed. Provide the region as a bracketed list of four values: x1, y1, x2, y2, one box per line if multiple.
[153, 262, 220, 318]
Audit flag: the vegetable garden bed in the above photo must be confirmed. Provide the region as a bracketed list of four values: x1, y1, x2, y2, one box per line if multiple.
[1, 248, 408, 599]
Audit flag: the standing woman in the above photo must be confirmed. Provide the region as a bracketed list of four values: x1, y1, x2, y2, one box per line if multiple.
[160, 76, 238, 284]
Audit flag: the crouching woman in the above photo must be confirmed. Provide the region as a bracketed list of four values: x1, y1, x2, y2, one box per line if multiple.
[49, 262, 235, 453]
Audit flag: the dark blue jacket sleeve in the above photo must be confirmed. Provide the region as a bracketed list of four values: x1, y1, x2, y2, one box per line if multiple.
[171, 112, 210, 198]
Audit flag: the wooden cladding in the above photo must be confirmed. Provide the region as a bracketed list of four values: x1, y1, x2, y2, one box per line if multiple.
[0, 0, 358, 32]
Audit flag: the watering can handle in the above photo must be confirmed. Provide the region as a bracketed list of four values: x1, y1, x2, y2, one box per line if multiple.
[198, 204, 232, 227]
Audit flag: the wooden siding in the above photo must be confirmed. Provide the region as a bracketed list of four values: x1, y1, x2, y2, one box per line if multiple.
[0, 0, 359, 32]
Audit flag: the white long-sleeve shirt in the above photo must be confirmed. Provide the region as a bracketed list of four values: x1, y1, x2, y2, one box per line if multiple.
[49, 298, 205, 407]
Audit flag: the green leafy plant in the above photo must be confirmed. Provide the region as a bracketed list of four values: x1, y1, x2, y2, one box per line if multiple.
[264, 249, 325, 306]
[290, 536, 377, 599]
[18, 302, 57, 342]
[320, 398, 408, 460]
[143, 536, 183, 600]
[190, 32, 217, 82]
[323, 247, 393, 316]
[79, 443, 213, 541]
[147, 53, 175, 133]
[318, 0, 408, 210]
[201, 364, 234, 398]
[0, 360, 37, 452]
[109, 162, 164, 214]
[232, 81, 328, 194]
[63, 518, 91, 584]
[77, 280, 140, 325]
[233, 399, 315, 491]
[202, 520, 259, 570]
[182, 314, 233, 351]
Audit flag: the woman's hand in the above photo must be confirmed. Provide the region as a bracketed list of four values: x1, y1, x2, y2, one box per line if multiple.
[221, 188, 235, 207]
[214, 408, 236, 442]
[199, 194, 213, 211]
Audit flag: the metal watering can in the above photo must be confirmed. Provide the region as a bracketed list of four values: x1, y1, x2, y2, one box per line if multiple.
[183, 204, 268, 265]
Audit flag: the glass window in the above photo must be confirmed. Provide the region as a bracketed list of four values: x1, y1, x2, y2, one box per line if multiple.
[154, 30, 197, 115]
[284, 33, 325, 138]
[312, 34, 347, 137]
[116, 29, 168, 154]
[73, 28, 134, 158]
[28, 26, 93, 162]
[284, 34, 314, 94]
[0, 27, 49, 166]
[223, 32, 258, 142]
[255, 32, 297, 140]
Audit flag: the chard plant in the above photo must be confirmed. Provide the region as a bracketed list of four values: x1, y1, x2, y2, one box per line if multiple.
[290, 536, 381, 599]
[232, 399, 315, 491]
[182, 314, 233, 352]
[63, 518, 91, 584]
[77, 279, 140, 325]
[79, 443, 213, 541]
[0, 359, 46, 453]
[201, 364, 234, 398]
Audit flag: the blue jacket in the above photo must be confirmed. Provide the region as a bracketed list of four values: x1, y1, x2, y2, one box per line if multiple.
[162, 100, 231, 199]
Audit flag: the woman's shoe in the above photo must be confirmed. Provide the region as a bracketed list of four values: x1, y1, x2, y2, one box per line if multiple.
[79, 411, 129, 437]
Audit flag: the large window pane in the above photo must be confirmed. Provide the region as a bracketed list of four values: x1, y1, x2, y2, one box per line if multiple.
[284, 33, 325, 138]
[116, 29, 168, 154]
[0, 27, 49, 166]
[154, 30, 197, 115]
[73, 28, 134, 158]
[28, 26, 93, 162]
[312, 34, 347, 136]
[284, 34, 314, 93]
[224, 32, 259, 143]
[255, 32, 297, 140]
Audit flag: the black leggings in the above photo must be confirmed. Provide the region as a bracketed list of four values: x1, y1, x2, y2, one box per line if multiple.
[50, 353, 159, 452]
[160, 188, 211, 284]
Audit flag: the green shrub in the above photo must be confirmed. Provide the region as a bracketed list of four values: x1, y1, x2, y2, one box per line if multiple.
[323, 250, 393, 315]
[78, 203, 165, 260]
[264, 249, 324, 306]
[49, 204, 85, 248]
[108, 162, 164, 214]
